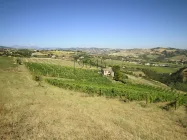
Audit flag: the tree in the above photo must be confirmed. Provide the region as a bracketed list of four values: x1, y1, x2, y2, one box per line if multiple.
[17, 49, 33, 57]
[112, 65, 123, 81]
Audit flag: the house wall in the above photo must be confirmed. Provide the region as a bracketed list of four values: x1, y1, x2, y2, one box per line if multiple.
[104, 70, 110, 75]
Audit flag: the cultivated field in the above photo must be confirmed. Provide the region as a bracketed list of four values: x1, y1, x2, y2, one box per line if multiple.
[23, 57, 97, 69]
[0, 56, 187, 139]
[24, 58, 172, 88]
[23, 57, 76, 67]
[100, 59, 181, 74]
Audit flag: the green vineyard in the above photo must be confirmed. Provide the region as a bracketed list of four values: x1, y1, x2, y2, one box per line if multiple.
[25, 62, 187, 105]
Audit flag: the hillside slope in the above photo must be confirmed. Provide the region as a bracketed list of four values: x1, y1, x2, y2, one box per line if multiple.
[0, 58, 187, 139]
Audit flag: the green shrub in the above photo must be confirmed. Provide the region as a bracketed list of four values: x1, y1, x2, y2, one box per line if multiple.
[16, 58, 22, 65]
[34, 75, 42, 81]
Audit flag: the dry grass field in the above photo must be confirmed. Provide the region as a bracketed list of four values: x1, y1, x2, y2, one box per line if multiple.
[0, 57, 187, 139]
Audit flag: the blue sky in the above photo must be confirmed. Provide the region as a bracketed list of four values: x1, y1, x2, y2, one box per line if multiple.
[0, 0, 187, 49]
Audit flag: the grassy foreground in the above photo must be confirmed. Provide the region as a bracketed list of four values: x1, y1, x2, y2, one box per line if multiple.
[0, 57, 187, 139]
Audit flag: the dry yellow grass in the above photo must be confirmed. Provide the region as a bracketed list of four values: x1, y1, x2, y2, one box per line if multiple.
[0, 64, 187, 139]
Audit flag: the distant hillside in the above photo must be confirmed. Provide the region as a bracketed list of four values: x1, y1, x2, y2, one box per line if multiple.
[1, 45, 187, 62]
[107, 47, 187, 62]
[0, 46, 13, 49]
[66, 47, 187, 62]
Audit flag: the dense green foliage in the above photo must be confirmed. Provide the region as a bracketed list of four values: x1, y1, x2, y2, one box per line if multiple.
[112, 65, 122, 81]
[16, 58, 22, 65]
[142, 69, 170, 83]
[170, 67, 187, 83]
[143, 67, 187, 92]
[15, 49, 33, 57]
[112, 65, 128, 83]
[25, 62, 187, 106]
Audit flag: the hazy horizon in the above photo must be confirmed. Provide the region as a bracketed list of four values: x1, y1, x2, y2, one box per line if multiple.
[0, 0, 187, 49]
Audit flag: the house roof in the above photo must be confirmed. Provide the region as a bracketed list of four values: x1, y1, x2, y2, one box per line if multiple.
[102, 67, 113, 71]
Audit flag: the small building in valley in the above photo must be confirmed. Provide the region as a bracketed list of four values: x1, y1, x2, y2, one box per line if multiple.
[101, 67, 114, 77]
